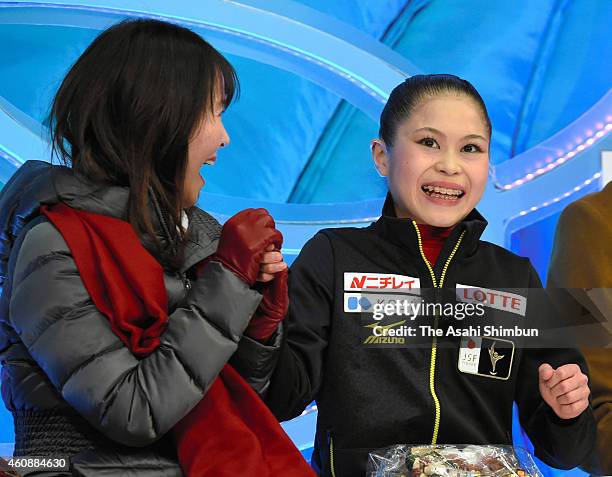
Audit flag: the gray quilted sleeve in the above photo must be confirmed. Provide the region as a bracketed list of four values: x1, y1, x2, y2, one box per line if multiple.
[230, 327, 282, 395]
[9, 221, 262, 447]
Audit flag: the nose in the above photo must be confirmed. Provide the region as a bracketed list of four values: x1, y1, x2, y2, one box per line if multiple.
[434, 151, 461, 175]
[220, 122, 230, 148]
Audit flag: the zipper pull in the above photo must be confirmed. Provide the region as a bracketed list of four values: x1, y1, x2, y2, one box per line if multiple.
[434, 287, 442, 304]
[178, 272, 191, 293]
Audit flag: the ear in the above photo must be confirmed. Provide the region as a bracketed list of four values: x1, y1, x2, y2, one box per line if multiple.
[371, 139, 389, 177]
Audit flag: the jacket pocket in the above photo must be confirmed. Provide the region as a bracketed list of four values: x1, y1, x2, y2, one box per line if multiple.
[5, 359, 34, 367]
[70, 447, 183, 477]
[326, 432, 371, 477]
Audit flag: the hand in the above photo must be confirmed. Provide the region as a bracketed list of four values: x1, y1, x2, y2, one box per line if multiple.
[258, 244, 288, 282]
[246, 267, 289, 341]
[538, 363, 590, 419]
[204, 209, 282, 286]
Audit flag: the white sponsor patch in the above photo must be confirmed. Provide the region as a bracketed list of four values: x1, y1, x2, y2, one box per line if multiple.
[458, 337, 483, 374]
[344, 273, 420, 294]
[343, 292, 422, 313]
[456, 284, 526, 317]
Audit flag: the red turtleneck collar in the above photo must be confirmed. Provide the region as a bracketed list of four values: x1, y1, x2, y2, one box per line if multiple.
[416, 223, 454, 266]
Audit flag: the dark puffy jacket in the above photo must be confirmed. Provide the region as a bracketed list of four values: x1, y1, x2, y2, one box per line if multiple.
[0, 161, 280, 476]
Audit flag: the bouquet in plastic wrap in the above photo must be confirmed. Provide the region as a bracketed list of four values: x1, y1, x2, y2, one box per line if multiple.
[367, 444, 543, 477]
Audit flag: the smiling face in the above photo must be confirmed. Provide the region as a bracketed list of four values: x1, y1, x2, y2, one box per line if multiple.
[182, 86, 230, 208]
[372, 94, 490, 227]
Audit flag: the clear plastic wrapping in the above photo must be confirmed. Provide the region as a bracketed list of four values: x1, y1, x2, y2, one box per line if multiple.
[367, 444, 543, 477]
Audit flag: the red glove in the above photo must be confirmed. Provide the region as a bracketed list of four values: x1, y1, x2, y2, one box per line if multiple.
[246, 267, 288, 341]
[198, 209, 282, 286]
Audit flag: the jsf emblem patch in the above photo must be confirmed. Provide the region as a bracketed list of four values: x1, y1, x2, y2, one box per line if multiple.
[458, 337, 515, 380]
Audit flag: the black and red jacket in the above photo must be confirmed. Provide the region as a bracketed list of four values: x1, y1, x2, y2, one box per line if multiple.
[266, 193, 596, 477]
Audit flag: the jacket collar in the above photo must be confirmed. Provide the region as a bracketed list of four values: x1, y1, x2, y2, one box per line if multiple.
[373, 192, 487, 260]
[51, 164, 218, 272]
[2, 161, 216, 273]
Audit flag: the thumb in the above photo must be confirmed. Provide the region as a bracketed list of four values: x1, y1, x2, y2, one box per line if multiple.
[268, 228, 284, 250]
[269, 268, 289, 300]
[539, 363, 554, 382]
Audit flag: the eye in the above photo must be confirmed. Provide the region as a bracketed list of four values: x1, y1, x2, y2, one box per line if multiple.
[462, 143, 484, 153]
[418, 137, 440, 149]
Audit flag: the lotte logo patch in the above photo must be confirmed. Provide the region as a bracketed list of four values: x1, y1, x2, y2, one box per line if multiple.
[456, 284, 527, 317]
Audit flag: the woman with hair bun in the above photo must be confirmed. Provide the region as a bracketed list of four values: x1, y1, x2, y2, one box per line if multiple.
[265, 74, 596, 477]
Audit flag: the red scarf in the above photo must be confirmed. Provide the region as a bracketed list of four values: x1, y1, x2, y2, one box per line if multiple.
[41, 202, 315, 477]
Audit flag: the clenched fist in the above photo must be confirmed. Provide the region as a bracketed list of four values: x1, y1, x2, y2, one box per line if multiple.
[538, 363, 590, 419]
[206, 208, 282, 286]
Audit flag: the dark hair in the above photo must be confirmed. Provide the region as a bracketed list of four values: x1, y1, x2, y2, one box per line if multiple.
[48, 19, 238, 270]
[379, 74, 491, 146]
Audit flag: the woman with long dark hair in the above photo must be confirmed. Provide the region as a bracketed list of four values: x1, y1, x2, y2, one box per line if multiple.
[0, 19, 312, 476]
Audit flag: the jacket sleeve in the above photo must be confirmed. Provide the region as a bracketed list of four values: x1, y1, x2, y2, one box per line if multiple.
[515, 262, 596, 469]
[229, 327, 283, 395]
[546, 198, 612, 475]
[265, 232, 334, 421]
[8, 220, 262, 447]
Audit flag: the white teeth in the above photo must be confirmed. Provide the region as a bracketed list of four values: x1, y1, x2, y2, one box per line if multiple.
[422, 185, 463, 196]
[428, 192, 458, 200]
